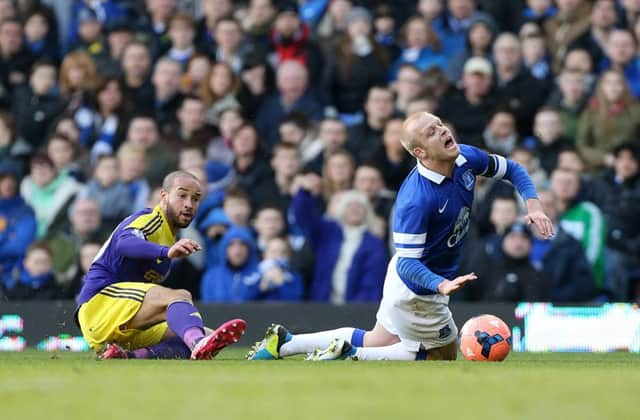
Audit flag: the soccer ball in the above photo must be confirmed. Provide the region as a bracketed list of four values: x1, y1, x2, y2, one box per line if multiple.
[459, 314, 512, 362]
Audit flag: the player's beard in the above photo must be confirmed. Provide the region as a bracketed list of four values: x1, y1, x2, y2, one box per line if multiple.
[166, 205, 192, 229]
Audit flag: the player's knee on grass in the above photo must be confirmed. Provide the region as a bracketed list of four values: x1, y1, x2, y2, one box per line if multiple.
[363, 323, 401, 347]
[171, 288, 192, 303]
[426, 340, 458, 361]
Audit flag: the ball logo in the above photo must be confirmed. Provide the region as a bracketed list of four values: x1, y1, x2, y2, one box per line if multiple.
[447, 207, 470, 247]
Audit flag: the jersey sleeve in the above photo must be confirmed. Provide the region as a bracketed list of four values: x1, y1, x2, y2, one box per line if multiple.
[392, 198, 430, 259]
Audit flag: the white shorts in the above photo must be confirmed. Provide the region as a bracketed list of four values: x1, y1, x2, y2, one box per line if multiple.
[376, 255, 458, 352]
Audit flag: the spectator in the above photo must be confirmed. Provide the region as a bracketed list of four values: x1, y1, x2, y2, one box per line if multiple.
[170, 95, 215, 150]
[0, 162, 37, 280]
[551, 167, 607, 290]
[316, 0, 352, 57]
[195, 0, 233, 56]
[321, 149, 355, 201]
[253, 205, 287, 254]
[278, 112, 314, 158]
[46, 195, 106, 281]
[270, 142, 302, 211]
[46, 133, 84, 182]
[523, 106, 574, 175]
[0, 19, 35, 106]
[445, 12, 497, 85]
[292, 174, 387, 302]
[519, 0, 556, 29]
[0, 111, 31, 179]
[577, 69, 640, 169]
[230, 124, 279, 208]
[181, 53, 212, 96]
[237, 51, 275, 119]
[125, 115, 177, 187]
[437, 56, 495, 146]
[66, 0, 124, 53]
[200, 225, 261, 302]
[76, 154, 130, 229]
[255, 60, 324, 148]
[544, 0, 592, 72]
[79, 77, 129, 160]
[59, 50, 98, 113]
[269, 1, 325, 86]
[599, 29, 640, 98]
[557, 146, 587, 173]
[151, 57, 184, 134]
[530, 189, 597, 301]
[432, 0, 480, 60]
[492, 32, 550, 136]
[392, 64, 425, 115]
[242, 0, 277, 51]
[207, 106, 241, 167]
[96, 21, 134, 78]
[546, 69, 589, 141]
[510, 146, 548, 189]
[521, 32, 552, 81]
[198, 207, 231, 271]
[305, 117, 349, 172]
[222, 186, 252, 227]
[325, 7, 389, 123]
[587, 143, 640, 300]
[139, 0, 177, 59]
[348, 85, 395, 161]
[211, 17, 248, 74]
[390, 15, 446, 80]
[1, 240, 57, 300]
[256, 236, 304, 300]
[121, 41, 154, 111]
[23, 7, 60, 63]
[117, 142, 151, 212]
[481, 108, 519, 156]
[372, 3, 401, 62]
[465, 222, 546, 302]
[165, 13, 198, 68]
[200, 61, 241, 125]
[569, 0, 618, 69]
[55, 240, 101, 299]
[20, 153, 81, 238]
[368, 117, 414, 192]
[353, 164, 394, 221]
[68, 7, 108, 63]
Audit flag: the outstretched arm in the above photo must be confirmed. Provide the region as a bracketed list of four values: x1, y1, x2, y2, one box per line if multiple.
[482, 153, 554, 238]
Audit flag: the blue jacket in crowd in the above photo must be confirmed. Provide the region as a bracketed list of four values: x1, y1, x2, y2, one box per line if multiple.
[0, 194, 37, 279]
[292, 190, 387, 302]
[200, 226, 261, 302]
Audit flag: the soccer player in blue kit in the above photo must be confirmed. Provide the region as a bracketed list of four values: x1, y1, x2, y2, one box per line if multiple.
[76, 170, 246, 360]
[247, 112, 554, 361]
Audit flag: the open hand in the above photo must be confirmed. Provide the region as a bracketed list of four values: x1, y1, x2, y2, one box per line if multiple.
[437, 273, 477, 296]
[168, 239, 202, 259]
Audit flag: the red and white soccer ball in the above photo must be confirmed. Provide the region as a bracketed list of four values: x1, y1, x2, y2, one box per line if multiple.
[459, 314, 512, 362]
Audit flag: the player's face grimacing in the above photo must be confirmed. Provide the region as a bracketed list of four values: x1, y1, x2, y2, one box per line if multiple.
[420, 115, 459, 160]
[164, 176, 202, 228]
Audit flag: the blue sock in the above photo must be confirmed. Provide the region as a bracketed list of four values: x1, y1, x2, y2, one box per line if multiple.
[350, 328, 366, 347]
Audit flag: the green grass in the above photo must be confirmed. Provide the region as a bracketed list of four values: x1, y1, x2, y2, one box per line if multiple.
[1, 350, 638, 420]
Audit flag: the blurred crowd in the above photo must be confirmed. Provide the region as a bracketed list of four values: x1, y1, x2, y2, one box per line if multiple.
[0, 0, 639, 303]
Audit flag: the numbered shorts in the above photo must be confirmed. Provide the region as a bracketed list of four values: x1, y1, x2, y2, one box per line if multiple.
[78, 282, 169, 351]
[376, 255, 458, 352]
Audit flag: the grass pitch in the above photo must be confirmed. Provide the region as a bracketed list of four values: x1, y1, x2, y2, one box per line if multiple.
[0, 350, 637, 420]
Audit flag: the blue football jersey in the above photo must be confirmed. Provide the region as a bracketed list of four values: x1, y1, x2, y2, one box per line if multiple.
[392, 144, 509, 285]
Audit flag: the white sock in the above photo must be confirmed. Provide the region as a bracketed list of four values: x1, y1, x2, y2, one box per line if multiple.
[280, 327, 355, 357]
[354, 342, 416, 361]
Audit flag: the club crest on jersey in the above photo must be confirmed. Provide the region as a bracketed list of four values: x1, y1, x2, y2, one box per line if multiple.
[462, 170, 475, 191]
[447, 207, 470, 248]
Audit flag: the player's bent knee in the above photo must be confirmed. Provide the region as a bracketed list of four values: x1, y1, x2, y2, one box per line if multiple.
[172, 289, 192, 303]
